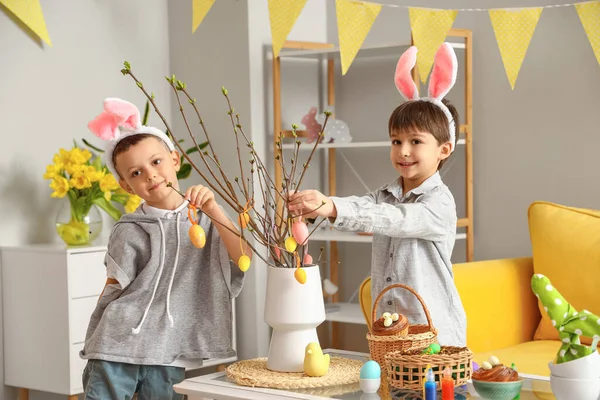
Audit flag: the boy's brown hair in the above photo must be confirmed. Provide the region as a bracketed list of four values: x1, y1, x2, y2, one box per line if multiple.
[388, 98, 459, 170]
[112, 134, 171, 178]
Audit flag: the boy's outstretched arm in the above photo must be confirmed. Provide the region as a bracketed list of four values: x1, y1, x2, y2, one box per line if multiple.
[186, 185, 252, 264]
[287, 190, 337, 219]
[289, 189, 454, 241]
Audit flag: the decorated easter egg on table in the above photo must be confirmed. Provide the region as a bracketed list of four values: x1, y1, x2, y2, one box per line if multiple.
[291, 221, 309, 244]
[238, 255, 251, 272]
[360, 360, 381, 379]
[189, 225, 206, 248]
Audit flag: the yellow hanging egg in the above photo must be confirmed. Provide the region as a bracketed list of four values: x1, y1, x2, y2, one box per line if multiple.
[189, 224, 206, 248]
[285, 237, 298, 252]
[294, 267, 307, 284]
[238, 255, 251, 272]
[238, 212, 250, 229]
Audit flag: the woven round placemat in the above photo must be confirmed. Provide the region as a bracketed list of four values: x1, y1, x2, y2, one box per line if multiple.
[225, 356, 363, 389]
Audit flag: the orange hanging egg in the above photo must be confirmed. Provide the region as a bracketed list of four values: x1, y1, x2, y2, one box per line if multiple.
[189, 224, 206, 248]
[291, 221, 309, 244]
[238, 255, 251, 272]
[238, 212, 250, 229]
[285, 237, 298, 252]
[294, 267, 307, 284]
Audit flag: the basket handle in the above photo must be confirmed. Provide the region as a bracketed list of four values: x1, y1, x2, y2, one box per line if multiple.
[370, 283, 435, 332]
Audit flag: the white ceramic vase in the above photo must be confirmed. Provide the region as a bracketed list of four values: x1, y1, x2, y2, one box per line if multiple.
[264, 265, 326, 372]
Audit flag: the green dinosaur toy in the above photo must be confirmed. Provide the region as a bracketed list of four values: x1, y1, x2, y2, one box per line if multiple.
[531, 274, 600, 364]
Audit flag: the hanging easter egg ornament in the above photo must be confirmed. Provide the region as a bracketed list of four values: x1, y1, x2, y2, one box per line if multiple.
[292, 220, 309, 245]
[303, 253, 313, 265]
[285, 236, 298, 252]
[238, 212, 250, 229]
[294, 266, 307, 284]
[238, 254, 251, 272]
[187, 206, 206, 248]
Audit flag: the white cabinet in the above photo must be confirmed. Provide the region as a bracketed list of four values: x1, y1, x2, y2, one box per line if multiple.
[1, 244, 107, 398]
[1, 244, 237, 399]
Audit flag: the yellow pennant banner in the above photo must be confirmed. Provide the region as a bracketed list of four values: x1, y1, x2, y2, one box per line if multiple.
[575, 1, 600, 66]
[489, 8, 542, 90]
[268, 0, 308, 58]
[0, 0, 51, 46]
[408, 8, 457, 84]
[192, 0, 216, 33]
[336, 0, 382, 75]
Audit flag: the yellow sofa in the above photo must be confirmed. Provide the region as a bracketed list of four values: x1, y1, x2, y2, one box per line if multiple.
[359, 201, 600, 377]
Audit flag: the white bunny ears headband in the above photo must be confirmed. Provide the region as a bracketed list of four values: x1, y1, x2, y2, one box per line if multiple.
[394, 43, 458, 153]
[87, 98, 175, 177]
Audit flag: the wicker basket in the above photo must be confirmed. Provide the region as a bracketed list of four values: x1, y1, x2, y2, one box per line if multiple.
[385, 346, 473, 390]
[366, 283, 438, 369]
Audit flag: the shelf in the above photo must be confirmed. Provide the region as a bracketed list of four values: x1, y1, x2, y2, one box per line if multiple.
[275, 41, 466, 61]
[310, 229, 467, 243]
[310, 230, 375, 243]
[281, 138, 466, 150]
[325, 302, 365, 324]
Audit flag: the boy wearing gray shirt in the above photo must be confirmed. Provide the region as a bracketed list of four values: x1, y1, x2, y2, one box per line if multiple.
[82, 98, 248, 399]
[288, 44, 467, 347]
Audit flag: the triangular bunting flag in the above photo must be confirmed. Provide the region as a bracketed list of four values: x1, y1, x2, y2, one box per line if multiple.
[336, 0, 382, 75]
[489, 8, 542, 90]
[192, 0, 215, 33]
[575, 1, 600, 66]
[408, 8, 457, 84]
[268, 0, 308, 58]
[0, 0, 51, 46]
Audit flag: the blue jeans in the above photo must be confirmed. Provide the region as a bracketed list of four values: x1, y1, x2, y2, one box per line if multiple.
[82, 359, 185, 400]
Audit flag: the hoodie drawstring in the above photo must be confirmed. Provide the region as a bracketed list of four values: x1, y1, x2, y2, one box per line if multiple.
[165, 212, 181, 327]
[131, 213, 183, 334]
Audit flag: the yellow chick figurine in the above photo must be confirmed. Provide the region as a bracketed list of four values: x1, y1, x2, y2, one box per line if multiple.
[303, 342, 330, 377]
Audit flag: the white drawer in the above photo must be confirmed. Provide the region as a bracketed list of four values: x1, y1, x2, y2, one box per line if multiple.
[68, 251, 107, 298]
[69, 296, 98, 344]
[70, 343, 86, 394]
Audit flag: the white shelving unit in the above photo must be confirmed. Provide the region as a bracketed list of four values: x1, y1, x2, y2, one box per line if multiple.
[310, 228, 467, 244]
[281, 138, 465, 150]
[273, 31, 474, 344]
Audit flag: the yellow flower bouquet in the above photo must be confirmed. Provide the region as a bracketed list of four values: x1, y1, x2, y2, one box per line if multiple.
[44, 146, 142, 245]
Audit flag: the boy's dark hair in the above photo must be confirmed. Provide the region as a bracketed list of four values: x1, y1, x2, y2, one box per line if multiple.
[388, 98, 460, 170]
[112, 134, 170, 178]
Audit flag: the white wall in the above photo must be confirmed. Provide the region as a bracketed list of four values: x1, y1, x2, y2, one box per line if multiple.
[0, 1, 171, 399]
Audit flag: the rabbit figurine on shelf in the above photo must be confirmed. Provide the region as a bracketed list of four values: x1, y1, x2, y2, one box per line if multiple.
[316, 107, 352, 144]
[300, 107, 322, 144]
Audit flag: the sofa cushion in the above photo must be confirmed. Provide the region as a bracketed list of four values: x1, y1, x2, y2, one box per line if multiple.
[528, 201, 600, 345]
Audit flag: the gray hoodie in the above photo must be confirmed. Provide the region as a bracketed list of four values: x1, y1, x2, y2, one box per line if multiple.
[80, 204, 244, 365]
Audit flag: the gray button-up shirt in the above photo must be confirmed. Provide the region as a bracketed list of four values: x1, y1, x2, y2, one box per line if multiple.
[330, 172, 467, 346]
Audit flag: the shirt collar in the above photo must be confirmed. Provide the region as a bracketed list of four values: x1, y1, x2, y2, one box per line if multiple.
[382, 171, 443, 199]
[141, 200, 189, 219]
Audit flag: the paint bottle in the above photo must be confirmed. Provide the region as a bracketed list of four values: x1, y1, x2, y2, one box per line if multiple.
[442, 367, 454, 400]
[424, 368, 437, 400]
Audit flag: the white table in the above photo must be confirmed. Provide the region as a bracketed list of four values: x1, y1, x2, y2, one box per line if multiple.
[174, 349, 555, 400]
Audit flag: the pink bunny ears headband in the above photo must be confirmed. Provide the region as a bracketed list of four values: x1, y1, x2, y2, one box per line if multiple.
[87, 98, 174, 177]
[394, 43, 458, 153]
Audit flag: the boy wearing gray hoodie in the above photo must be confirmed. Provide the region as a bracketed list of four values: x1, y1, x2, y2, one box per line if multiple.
[82, 98, 249, 399]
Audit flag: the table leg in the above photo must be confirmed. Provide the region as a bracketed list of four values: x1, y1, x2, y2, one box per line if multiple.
[18, 388, 29, 400]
